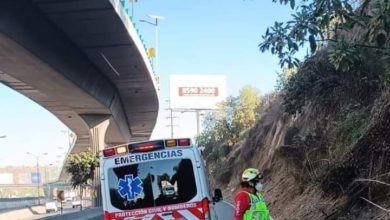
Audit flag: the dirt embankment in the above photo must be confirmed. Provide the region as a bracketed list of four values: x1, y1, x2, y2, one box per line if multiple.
[210, 93, 390, 220]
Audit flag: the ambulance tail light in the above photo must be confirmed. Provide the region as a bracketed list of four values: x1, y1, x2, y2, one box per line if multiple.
[178, 138, 190, 146]
[103, 148, 116, 157]
[134, 145, 157, 152]
[103, 145, 128, 158]
[129, 140, 165, 153]
[165, 139, 177, 147]
[115, 145, 128, 154]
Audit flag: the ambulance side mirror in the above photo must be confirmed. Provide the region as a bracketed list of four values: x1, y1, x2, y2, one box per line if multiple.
[213, 188, 223, 202]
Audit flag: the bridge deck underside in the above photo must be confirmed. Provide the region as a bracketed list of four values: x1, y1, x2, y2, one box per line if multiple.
[34, 0, 159, 141]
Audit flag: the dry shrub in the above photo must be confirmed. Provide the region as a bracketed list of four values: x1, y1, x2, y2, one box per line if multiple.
[323, 91, 390, 201]
[238, 95, 285, 162]
[216, 164, 233, 184]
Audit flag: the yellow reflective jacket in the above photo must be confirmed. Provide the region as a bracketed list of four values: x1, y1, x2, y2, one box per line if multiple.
[241, 191, 270, 220]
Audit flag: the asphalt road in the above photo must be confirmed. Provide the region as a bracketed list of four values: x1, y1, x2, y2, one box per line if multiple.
[215, 201, 235, 219]
[30, 206, 81, 220]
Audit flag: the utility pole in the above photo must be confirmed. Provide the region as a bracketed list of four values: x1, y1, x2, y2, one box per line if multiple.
[165, 100, 177, 138]
[196, 110, 201, 137]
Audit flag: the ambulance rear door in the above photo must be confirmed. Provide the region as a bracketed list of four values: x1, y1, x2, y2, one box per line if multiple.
[102, 147, 209, 220]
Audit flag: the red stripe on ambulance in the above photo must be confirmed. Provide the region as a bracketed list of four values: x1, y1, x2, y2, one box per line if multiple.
[151, 214, 164, 220]
[104, 200, 209, 220]
[188, 207, 204, 219]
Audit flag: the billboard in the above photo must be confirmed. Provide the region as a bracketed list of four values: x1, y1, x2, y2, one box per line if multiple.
[170, 75, 227, 110]
[0, 173, 13, 184]
[31, 172, 41, 185]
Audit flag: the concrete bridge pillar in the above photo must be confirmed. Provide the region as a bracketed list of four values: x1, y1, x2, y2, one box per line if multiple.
[80, 114, 111, 207]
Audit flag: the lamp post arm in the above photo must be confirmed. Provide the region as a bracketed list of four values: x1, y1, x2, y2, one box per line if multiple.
[139, 20, 156, 26]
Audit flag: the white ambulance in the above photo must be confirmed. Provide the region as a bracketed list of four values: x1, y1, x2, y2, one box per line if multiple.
[100, 138, 223, 220]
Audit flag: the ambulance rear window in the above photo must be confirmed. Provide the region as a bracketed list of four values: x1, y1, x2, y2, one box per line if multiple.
[107, 158, 197, 210]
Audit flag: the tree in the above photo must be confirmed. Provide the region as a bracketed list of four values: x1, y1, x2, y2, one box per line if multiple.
[196, 86, 261, 157]
[235, 86, 262, 135]
[276, 67, 297, 90]
[199, 96, 240, 148]
[260, 0, 390, 69]
[66, 149, 99, 210]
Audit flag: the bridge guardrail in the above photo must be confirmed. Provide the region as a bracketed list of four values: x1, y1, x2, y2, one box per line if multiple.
[0, 197, 47, 212]
[117, 0, 155, 73]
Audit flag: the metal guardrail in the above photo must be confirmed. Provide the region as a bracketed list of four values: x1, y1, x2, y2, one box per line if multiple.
[0, 197, 47, 212]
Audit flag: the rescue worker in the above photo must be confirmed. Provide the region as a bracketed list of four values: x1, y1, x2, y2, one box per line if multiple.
[234, 168, 270, 220]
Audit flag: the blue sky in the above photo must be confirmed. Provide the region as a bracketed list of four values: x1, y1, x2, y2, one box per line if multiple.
[0, 84, 69, 167]
[0, 0, 294, 166]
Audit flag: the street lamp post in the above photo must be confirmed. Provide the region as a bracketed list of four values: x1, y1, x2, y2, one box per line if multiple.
[44, 164, 54, 200]
[26, 152, 48, 205]
[140, 14, 165, 75]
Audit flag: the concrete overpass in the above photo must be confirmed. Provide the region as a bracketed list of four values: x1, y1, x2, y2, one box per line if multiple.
[0, 0, 159, 204]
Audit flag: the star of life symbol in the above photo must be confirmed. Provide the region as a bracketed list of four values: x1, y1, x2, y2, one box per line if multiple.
[117, 174, 144, 201]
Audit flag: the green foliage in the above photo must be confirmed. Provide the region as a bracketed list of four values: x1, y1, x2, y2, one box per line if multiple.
[196, 96, 240, 158]
[333, 104, 372, 160]
[281, 45, 387, 114]
[276, 67, 298, 90]
[281, 71, 307, 114]
[262, 0, 390, 116]
[260, 0, 390, 69]
[235, 86, 262, 134]
[328, 40, 361, 72]
[66, 149, 99, 189]
[196, 86, 261, 157]
[281, 53, 339, 113]
[272, 0, 297, 9]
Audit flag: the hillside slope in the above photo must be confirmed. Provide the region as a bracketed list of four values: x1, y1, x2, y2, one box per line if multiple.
[208, 92, 390, 219]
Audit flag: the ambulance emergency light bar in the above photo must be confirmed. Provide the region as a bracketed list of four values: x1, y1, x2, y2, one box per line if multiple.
[103, 138, 191, 157]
